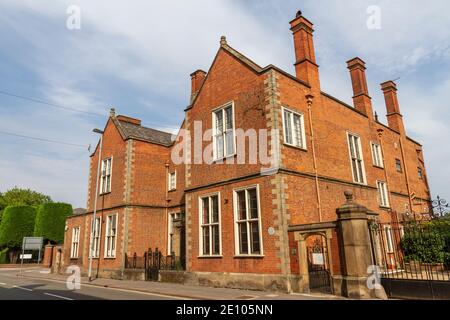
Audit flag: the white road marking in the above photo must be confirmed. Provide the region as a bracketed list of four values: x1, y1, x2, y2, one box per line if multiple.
[0, 282, 6, 285]
[44, 293, 74, 300]
[15, 275, 190, 300]
[12, 286, 33, 291]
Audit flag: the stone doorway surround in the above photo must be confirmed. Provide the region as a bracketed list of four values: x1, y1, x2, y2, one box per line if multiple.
[290, 221, 337, 294]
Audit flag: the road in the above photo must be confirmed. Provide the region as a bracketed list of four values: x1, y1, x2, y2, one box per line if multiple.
[0, 269, 184, 300]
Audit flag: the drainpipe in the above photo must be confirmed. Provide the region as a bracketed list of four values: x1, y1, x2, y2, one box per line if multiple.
[306, 94, 322, 222]
[165, 162, 170, 255]
[377, 129, 398, 223]
[398, 138, 414, 217]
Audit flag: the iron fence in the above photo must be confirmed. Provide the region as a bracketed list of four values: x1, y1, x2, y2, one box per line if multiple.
[125, 248, 186, 281]
[369, 217, 450, 299]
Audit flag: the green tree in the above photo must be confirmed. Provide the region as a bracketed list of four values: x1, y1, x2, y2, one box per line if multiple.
[0, 188, 52, 223]
[33, 203, 72, 244]
[0, 206, 37, 262]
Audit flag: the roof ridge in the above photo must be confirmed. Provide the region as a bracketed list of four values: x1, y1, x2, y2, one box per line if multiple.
[220, 43, 263, 72]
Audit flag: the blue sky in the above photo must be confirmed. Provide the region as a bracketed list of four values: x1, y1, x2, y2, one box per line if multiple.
[0, 0, 449, 208]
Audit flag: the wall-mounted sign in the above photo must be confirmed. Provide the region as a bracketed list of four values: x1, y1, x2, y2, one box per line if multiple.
[268, 227, 275, 236]
[312, 253, 325, 265]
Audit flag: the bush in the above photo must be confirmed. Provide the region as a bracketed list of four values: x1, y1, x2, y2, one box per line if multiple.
[401, 221, 450, 264]
[0, 206, 37, 249]
[0, 248, 8, 264]
[34, 203, 72, 244]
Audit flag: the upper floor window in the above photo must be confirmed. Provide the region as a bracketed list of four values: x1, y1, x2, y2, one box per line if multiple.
[199, 194, 221, 256]
[234, 186, 262, 256]
[70, 227, 80, 259]
[213, 103, 235, 160]
[395, 159, 402, 172]
[371, 142, 383, 168]
[377, 181, 390, 208]
[104, 214, 117, 258]
[282, 107, 306, 149]
[347, 133, 366, 184]
[100, 158, 112, 194]
[89, 217, 101, 258]
[168, 171, 176, 191]
[418, 167, 423, 179]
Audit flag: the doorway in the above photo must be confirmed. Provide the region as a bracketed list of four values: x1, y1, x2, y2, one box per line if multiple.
[306, 235, 332, 294]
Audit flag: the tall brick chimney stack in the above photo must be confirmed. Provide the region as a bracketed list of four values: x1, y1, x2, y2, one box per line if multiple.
[290, 11, 320, 88]
[347, 57, 374, 119]
[190, 70, 207, 103]
[381, 80, 405, 135]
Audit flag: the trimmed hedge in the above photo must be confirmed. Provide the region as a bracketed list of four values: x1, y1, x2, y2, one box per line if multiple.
[0, 205, 37, 248]
[34, 203, 72, 244]
[0, 247, 8, 264]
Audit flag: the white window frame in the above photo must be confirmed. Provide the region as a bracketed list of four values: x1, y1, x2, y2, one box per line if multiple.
[384, 225, 394, 253]
[104, 213, 118, 258]
[371, 142, 383, 168]
[168, 171, 177, 191]
[70, 227, 80, 259]
[100, 157, 113, 194]
[89, 217, 101, 258]
[233, 185, 263, 256]
[198, 193, 222, 257]
[377, 180, 390, 208]
[347, 132, 367, 184]
[282, 106, 307, 149]
[212, 102, 236, 160]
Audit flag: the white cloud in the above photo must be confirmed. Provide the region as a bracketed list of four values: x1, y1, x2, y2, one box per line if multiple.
[0, 0, 449, 206]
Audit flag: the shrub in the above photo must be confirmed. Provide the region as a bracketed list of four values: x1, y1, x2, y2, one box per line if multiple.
[34, 203, 72, 244]
[401, 221, 450, 264]
[0, 206, 37, 249]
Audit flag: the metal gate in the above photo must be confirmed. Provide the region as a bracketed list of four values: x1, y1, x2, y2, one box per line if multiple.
[307, 238, 332, 293]
[145, 248, 185, 281]
[124, 248, 185, 281]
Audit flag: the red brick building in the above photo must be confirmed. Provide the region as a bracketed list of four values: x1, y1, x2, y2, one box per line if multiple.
[62, 11, 431, 294]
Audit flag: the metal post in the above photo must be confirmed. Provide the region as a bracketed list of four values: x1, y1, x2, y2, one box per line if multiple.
[20, 238, 25, 276]
[88, 132, 103, 281]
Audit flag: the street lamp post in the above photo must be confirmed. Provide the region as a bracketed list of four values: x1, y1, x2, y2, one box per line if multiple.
[88, 128, 104, 281]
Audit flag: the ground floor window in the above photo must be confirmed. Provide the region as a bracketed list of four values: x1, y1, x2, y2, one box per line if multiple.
[105, 213, 117, 258]
[90, 217, 101, 258]
[199, 194, 221, 256]
[70, 227, 80, 258]
[234, 186, 262, 255]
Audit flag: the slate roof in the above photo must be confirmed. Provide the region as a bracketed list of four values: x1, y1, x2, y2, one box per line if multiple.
[73, 208, 87, 215]
[116, 119, 175, 146]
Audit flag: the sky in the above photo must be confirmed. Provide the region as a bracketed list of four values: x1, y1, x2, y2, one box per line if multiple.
[0, 0, 449, 209]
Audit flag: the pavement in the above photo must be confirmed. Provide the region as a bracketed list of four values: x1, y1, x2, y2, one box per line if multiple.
[0, 266, 344, 300]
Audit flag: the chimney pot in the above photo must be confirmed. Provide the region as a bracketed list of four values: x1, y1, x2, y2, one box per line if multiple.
[381, 80, 405, 134]
[190, 70, 207, 103]
[347, 57, 373, 118]
[289, 11, 319, 87]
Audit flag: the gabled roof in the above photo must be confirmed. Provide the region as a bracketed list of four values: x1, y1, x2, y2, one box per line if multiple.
[115, 119, 174, 146]
[185, 37, 310, 111]
[90, 114, 175, 156]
